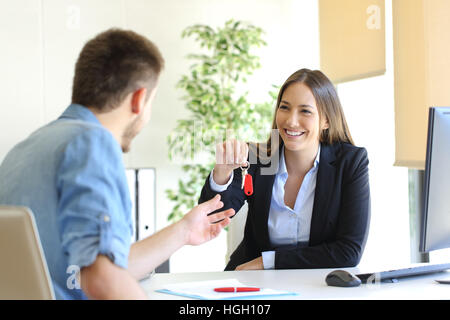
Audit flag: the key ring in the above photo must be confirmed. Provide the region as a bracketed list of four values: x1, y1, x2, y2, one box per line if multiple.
[240, 161, 250, 171]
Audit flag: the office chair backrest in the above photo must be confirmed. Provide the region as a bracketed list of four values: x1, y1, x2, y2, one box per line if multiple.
[0, 206, 55, 300]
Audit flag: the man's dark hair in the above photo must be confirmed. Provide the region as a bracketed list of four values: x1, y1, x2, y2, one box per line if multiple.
[72, 28, 164, 111]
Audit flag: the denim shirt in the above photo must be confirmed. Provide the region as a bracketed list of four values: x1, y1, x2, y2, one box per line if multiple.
[0, 104, 133, 299]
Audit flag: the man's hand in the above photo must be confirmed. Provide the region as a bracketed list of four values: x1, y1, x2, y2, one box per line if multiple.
[180, 194, 235, 246]
[128, 194, 234, 280]
[235, 256, 264, 271]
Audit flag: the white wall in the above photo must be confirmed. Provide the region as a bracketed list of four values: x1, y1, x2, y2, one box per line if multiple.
[0, 0, 416, 273]
[0, 1, 45, 160]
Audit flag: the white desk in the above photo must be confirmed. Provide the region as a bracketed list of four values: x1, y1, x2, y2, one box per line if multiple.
[140, 266, 450, 300]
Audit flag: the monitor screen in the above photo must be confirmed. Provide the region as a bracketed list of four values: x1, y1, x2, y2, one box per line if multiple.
[420, 107, 450, 252]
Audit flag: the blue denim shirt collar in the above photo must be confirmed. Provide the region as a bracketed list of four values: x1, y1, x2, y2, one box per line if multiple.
[58, 104, 101, 125]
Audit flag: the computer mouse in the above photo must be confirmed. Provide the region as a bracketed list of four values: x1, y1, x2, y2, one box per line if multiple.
[325, 270, 362, 287]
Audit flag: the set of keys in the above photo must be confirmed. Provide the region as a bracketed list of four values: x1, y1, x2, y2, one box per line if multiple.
[240, 161, 253, 196]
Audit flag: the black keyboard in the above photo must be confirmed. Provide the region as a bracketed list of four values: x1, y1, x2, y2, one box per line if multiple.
[356, 263, 450, 283]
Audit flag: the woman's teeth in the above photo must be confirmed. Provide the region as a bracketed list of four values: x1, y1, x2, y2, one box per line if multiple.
[285, 129, 304, 136]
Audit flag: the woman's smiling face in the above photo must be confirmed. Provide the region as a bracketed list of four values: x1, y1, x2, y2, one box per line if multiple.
[275, 82, 327, 153]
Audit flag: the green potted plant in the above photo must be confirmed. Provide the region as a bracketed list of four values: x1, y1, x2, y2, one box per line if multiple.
[166, 19, 276, 224]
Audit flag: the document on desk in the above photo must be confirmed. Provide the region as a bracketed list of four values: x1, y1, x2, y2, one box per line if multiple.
[155, 278, 298, 300]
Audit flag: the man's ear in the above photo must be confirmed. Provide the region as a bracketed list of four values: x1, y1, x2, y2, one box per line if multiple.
[130, 87, 147, 114]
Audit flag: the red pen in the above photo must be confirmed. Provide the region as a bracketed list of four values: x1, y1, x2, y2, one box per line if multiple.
[214, 287, 260, 293]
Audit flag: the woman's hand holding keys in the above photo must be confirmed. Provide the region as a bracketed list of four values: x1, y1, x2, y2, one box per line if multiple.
[213, 139, 249, 185]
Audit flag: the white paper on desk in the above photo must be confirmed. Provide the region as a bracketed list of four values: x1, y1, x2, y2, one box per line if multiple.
[155, 278, 298, 300]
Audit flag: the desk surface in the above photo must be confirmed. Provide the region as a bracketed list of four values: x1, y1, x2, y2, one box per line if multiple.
[140, 266, 450, 300]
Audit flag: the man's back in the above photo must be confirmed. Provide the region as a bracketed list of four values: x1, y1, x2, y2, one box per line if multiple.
[0, 104, 133, 299]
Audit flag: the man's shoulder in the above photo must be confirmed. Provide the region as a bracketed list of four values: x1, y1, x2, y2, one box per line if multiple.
[51, 118, 111, 140]
[51, 120, 122, 169]
[33, 118, 118, 155]
[2, 118, 119, 171]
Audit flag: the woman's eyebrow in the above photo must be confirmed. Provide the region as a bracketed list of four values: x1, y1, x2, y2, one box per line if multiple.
[280, 100, 313, 109]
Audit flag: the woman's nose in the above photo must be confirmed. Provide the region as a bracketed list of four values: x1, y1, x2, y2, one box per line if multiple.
[285, 111, 299, 127]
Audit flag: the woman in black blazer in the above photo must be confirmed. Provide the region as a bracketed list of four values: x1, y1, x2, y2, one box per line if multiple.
[199, 68, 370, 271]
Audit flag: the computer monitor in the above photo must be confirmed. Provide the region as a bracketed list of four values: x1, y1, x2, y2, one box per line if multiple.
[420, 107, 450, 253]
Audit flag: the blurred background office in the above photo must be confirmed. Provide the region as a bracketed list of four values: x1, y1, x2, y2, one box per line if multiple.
[0, 0, 448, 273]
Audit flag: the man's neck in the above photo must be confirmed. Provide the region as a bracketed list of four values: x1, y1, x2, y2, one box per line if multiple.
[87, 106, 125, 149]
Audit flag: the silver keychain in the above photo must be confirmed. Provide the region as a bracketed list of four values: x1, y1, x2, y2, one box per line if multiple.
[240, 161, 250, 190]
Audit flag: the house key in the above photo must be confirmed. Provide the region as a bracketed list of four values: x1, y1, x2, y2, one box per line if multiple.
[240, 161, 253, 196]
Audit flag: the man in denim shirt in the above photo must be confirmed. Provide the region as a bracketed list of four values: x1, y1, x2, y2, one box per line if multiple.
[0, 29, 234, 299]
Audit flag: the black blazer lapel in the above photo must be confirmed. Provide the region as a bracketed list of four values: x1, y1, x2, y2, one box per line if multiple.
[253, 166, 275, 251]
[309, 143, 337, 246]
